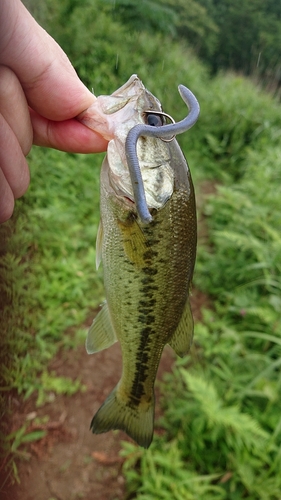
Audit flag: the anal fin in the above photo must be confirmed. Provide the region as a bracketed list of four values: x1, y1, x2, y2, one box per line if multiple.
[168, 300, 194, 357]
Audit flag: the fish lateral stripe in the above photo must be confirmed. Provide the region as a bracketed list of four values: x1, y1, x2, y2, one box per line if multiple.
[128, 325, 155, 405]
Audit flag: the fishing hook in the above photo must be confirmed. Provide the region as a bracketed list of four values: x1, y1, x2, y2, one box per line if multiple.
[142, 111, 176, 142]
[125, 85, 200, 224]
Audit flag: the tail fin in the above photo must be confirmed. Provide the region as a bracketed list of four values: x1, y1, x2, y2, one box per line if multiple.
[90, 385, 154, 449]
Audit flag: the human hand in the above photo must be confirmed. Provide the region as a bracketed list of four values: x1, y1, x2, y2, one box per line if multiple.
[0, 0, 108, 223]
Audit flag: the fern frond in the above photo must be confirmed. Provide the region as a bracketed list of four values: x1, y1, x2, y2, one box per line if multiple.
[181, 370, 269, 452]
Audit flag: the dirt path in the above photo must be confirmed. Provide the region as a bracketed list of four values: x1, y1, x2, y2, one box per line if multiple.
[2, 333, 176, 500]
[1, 283, 208, 500]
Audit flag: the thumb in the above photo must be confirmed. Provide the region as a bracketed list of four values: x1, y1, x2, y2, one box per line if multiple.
[0, 0, 95, 120]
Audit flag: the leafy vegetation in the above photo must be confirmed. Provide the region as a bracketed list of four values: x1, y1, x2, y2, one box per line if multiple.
[121, 72, 281, 500]
[24, 0, 281, 91]
[1, 149, 104, 396]
[1, 0, 281, 496]
[74, 0, 281, 86]
[0, 150, 104, 479]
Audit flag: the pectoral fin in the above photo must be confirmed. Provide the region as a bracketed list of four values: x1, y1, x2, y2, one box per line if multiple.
[86, 302, 117, 354]
[168, 300, 194, 357]
[120, 220, 147, 267]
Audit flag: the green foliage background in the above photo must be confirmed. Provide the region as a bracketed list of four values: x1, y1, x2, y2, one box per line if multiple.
[1, 0, 281, 497]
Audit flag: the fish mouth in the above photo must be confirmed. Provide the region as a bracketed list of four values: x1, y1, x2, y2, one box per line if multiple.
[125, 84, 200, 223]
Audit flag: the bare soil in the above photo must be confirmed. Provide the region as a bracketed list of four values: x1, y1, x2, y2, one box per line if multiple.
[1, 289, 207, 500]
[0, 325, 174, 500]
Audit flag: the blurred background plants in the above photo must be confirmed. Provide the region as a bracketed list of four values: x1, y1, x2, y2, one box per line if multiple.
[1, 0, 281, 497]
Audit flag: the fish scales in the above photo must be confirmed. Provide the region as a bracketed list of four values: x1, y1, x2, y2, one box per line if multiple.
[83, 75, 197, 448]
[93, 144, 195, 447]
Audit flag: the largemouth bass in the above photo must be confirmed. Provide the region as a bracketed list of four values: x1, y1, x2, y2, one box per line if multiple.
[79, 75, 199, 448]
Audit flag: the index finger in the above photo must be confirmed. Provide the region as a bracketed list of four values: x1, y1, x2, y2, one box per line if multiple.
[30, 109, 108, 153]
[0, 0, 95, 120]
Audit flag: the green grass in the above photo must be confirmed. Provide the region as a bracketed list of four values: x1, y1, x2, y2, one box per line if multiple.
[121, 82, 281, 499]
[1, 18, 281, 495]
[0, 147, 107, 485]
[1, 148, 106, 398]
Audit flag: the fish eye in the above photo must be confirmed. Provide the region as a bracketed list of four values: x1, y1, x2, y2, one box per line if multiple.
[145, 114, 164, 127]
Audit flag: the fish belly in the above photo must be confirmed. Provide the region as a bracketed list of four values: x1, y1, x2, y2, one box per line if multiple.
[89, 151, 196, 447]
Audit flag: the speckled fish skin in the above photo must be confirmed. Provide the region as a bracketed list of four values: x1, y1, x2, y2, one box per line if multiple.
[86, 77, 197, 448]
